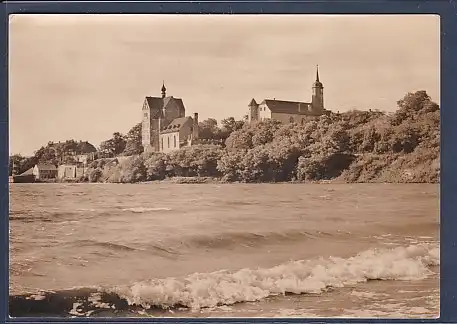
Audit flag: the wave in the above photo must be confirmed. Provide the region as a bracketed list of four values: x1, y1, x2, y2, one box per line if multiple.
[71, 240, 138, 252]
[122, 207, 172, 213]
[67, 239, 178, 257]
[9, 243, 439, 317]
[9, 210, 88, 223]
[180, 230, 327, 250]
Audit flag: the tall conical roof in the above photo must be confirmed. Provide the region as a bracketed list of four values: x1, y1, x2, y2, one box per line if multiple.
[313, 65, 323, 88]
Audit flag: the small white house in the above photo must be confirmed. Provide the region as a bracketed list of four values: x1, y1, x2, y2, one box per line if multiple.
[33, 164, 58, 180]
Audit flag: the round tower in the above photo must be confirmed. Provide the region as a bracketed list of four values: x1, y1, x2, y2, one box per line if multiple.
[248, 98, 259, 123]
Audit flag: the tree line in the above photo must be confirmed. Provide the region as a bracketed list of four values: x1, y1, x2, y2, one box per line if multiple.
[9, 117, 246, 176]
[85, 90, 440, 184]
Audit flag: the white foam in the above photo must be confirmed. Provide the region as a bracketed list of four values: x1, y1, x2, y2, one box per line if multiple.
[350, 290, 378, 298]
[122, 207, 172, 213]
[106, 243, 439, 310]
[69, 302, 83, 316]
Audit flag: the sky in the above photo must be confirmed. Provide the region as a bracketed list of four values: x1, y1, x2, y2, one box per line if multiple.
[9, 14, 440, 156]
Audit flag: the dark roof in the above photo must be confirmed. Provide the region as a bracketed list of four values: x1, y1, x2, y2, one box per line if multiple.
[145, 97, 164, 118]
[262, 99, 317, 115]
[18, 167, 34, 176]
[164, 97, 185, 113]
[313, 80, 323, 88]
[35, 164, 57, 171]
[160, 116, 193, 134]
[144, 96, 186, 118]
[249, 98, 258, 106]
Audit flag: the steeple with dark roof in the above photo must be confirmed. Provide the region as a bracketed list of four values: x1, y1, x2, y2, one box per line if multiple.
[312, 65, 324, 111]
[161, 81, 167, 98]
[313, 65, 323, 88]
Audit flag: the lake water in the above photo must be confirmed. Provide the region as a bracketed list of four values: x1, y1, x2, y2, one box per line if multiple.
[9, 183, 440, 318]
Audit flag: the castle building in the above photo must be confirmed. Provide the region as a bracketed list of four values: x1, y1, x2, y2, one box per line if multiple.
[141, 83, 199, 153]
[248, 66, 330, 124]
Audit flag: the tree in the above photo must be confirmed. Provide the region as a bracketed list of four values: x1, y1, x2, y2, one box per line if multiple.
[224, 129, 253, 151]
[123, 123, 144, 156]
[217, 150, 246, 182]
[144, 153, 167, 180]
[9, 155, 36, 176]
[198, 118, 221, 140]
[100, 132, 127, 156]
[390, 124, 420, 153]
[120, 156, 147, 183]
[220, 117, 245, 133]
[392, 90, 439, 125]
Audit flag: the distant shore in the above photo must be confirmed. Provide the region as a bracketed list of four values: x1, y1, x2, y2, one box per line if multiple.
[11, 176, 439, 185]
[10, 91, 440, 186]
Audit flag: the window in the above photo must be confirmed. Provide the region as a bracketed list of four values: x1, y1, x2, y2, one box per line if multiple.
[144, 112, 148, 118]
[174, 135, 177, 147]
[161, 138, 164, 150]
[167, 136, 170, 148]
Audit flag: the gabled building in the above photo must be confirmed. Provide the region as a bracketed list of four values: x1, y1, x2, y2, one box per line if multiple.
[141, 83, 199, 153]
[57, 165, 86, 181]
[248, 66, 331, 124]
[11, 167, 36, 183]
[32, 164, 57, 180]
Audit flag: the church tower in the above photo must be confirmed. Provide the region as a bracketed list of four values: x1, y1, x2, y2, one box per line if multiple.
[311, 65, 324, 112]
[248, 98, 259, 123]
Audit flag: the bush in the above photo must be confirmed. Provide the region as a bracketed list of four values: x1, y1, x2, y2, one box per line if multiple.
[88, 168, 103, 183]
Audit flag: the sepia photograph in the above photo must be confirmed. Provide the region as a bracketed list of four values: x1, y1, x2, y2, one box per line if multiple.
[8, 14, 440, 318]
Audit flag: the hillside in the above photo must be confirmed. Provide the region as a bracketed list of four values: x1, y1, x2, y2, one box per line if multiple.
[9, 140, 97, 176]
[84, 90, 439, 184]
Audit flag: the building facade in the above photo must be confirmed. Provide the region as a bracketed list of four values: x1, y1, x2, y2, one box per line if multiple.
[142, 83, 199, 153]
[57, 165, 86, 181]
[248, 66, 330, 124]
[32, 164, 58, 180]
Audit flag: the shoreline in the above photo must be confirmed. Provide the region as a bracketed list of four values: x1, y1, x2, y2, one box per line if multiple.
[10, 177, 440, 185]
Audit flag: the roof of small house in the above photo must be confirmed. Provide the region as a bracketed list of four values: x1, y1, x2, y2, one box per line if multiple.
[35, 164, 57, 171]
[261, 99, 316, 115]
[18, 167, 34, 176]
[144, 96, 186, 118]
[160, 116, 193, 134]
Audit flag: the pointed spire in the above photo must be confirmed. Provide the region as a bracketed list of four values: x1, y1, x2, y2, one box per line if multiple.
[313, 65, 323, 88]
